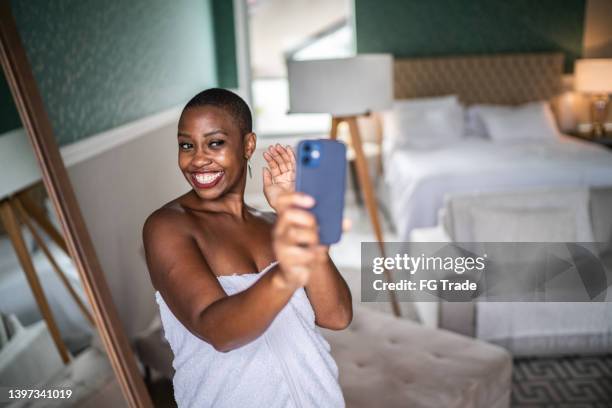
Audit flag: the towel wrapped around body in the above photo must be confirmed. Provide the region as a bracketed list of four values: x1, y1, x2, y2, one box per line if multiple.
[155, 261, 344, 408]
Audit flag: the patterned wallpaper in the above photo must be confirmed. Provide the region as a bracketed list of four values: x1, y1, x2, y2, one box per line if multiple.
[355, 0, 586, 73]
[2, 0, 218, 146]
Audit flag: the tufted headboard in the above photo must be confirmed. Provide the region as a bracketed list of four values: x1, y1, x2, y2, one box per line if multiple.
[393, 52, 564, 105]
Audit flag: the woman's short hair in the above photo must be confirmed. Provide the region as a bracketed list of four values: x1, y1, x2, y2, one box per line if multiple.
[183, 88, 252, 136]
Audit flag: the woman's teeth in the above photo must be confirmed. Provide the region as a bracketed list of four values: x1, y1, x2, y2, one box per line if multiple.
[194, 172, 222, 184]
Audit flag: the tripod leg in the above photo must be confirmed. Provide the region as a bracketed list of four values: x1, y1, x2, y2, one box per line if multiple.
[12, 197, 96, 326]
[0, 199, 71, 364]
[16, 190, 68, 254]
[345, 117, 401, 317]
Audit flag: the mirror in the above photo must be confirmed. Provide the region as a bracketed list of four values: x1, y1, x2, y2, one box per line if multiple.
[2, 0, 610, 407]
[0, 3, 152, 407]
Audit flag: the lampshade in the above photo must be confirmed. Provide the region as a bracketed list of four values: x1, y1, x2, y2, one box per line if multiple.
[287, 54, 393, 116]
[574, 58, 612, 94]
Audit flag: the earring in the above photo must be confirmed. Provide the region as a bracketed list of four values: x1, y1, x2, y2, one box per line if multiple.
[245, 156, 252, 179]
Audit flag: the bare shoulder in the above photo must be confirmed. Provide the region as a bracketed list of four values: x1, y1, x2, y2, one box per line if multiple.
[142, 199, 200, 291]
[142, 198, 192, 241]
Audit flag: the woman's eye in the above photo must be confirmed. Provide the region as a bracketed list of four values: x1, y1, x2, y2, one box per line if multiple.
[209, 140, 225, 148]
[179, 142, 193, 150]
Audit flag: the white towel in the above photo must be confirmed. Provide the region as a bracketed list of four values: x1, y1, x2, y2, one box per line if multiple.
[155, 261, 344, 408]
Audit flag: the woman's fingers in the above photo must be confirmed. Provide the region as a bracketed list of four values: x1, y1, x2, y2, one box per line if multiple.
[263, 144, 296, 180]
[263, 167, 272, 186]
[264, 145, 288, 176]
[281, 207, 317, 227]
[263, 150, 282, 177]
[275, 192, 315, 212]
[275, 240, 324, 270]
[274, 204, 319, 246]
[273, 144, 290, 173]
[275, 209, 317, 237]
[277, 145, 295, 171]
[286, 226, 319, 246]
[269, 144, 289, 173]
[287, 145, 297, 167]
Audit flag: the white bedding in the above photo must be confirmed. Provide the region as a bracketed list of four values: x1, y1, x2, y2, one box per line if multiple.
[384, 135, 612, 240]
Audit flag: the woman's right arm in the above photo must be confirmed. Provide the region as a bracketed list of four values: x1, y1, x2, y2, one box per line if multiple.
[142, 193, 319, 352]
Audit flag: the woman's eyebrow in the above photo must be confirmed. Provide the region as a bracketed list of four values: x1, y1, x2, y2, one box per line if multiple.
[177, 129, 227, 138]
[202, 129, 228, 137]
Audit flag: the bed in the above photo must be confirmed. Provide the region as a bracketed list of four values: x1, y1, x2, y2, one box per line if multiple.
[382, 52, 612, 239]
[385, 136, 612, 240]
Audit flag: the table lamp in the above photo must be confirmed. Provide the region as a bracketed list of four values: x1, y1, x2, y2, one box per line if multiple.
[287, 55, 402, 316]
[574, 58, 612, 138]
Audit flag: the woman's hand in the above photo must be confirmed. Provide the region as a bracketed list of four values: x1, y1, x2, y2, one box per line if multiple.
[263, 144, 296, 212]
[272, 192, 329, 290]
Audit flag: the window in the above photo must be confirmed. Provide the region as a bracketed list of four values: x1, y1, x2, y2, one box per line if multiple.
[247, 0, 354, 136]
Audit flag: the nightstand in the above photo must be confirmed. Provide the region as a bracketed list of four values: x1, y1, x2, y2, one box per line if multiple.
[566, 132, 612, 149]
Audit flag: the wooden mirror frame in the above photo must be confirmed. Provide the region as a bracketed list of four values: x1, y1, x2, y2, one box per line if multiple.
[0, 2, 153, 407]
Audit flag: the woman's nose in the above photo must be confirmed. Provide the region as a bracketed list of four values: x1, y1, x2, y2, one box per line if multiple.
[191, 149, 211, 167]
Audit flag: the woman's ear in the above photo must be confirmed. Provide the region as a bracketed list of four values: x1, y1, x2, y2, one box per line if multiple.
[244, 132, 257, 159]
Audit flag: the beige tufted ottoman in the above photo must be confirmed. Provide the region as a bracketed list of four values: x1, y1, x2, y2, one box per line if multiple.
[322, 306, 512, 408]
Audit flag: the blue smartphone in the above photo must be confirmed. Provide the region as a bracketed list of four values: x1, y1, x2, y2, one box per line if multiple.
[295, 139, 347, 245]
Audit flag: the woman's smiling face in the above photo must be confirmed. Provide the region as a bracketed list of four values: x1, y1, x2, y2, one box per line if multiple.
[177, 105, 253, 200]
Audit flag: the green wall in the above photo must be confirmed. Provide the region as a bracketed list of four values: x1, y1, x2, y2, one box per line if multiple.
[0, 74, 21, 135]
[1, 0, 219, 146]
[355, 0, 586, 73]
[211, 0, 239, 89]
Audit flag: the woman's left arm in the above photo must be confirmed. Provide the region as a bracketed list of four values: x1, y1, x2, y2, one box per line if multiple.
[304, 252, 353, 330]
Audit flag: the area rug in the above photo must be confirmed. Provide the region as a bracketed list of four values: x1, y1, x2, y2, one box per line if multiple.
[512, 354, 612, 407]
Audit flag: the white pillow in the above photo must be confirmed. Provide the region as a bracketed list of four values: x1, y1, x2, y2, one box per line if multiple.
[383, 95, 464, 150]
[464, 105, 489, 139]
[474, 101, 560, 143]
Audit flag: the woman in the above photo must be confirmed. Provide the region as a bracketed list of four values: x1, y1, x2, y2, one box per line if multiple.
[142, 88, 352, 407]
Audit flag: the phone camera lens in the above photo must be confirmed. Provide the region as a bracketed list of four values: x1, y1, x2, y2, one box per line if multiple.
[302, 156, 311, 165]
[303, 143, 311, 152]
